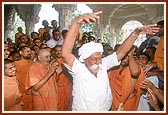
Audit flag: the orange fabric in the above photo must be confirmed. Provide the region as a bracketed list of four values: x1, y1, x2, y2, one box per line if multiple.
[4, 76, 23, 111]
[25, 62, 58, 111]
[154, 36, 164, 71]
[56, 58, 72, 111]
[14, 60, 33, 86]
[57, 72, 72, 111]
[14, 60, 34, 111]
[57, 58, 63, 64]
[108, 66, 144, 111]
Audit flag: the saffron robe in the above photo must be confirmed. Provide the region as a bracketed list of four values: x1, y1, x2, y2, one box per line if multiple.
[14, 60, 34, 110]
[25, 62, 58, 111]
[108, 66, 144, 111]
[57, 58, 72, 111]
[154, 36, 164, 71]
[4, 76, 23, 111]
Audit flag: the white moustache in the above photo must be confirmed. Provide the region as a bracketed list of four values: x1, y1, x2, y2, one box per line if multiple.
[89, 64, 102, 74]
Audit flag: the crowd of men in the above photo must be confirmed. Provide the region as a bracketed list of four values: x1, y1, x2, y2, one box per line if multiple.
[4, 11, 164, 111]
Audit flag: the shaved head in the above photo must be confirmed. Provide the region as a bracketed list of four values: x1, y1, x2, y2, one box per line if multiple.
[37, 49, 47, 56]
[37, 49, 51, 65]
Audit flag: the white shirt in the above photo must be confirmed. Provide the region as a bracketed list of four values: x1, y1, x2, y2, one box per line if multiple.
[46, 37, 63, 48]
[64, 52, 120, 111]
[57, 37, 64, 45]
[137, 76, 159, 111]
[49, 27, 60, 38]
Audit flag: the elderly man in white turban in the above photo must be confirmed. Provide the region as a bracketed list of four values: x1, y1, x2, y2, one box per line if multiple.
[61, 11, 159, 111]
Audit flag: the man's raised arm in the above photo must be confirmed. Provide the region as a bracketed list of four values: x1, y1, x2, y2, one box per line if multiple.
[61, 11, 103, 67]
[116, 24, 159, 61]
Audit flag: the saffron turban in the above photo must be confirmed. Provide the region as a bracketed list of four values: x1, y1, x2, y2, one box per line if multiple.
[78, 41, 103, 62]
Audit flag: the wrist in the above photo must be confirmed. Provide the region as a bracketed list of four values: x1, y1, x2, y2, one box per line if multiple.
[131, 27, 141, 38]
[131, 32, 139, 38]
[76, 21, 81, 25]
[134, 27, 141, 34]
[75, 17, 82, 25]
[74, 20, 81, 25]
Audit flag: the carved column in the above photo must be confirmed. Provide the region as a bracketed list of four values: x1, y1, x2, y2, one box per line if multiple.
[25, 12, 40, 35]
[4, 5, 16, 41]
[25, 4, 41, 35]
[52, 4, 77, 31]
[93, 13, 104, 42]
[95, 22, 104, 41]
[109, 25, 115, 47]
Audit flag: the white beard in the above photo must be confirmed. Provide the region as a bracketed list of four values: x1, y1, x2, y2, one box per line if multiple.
[88, 64, 102, 75]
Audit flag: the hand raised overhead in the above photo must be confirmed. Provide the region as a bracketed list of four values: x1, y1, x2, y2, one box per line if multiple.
[75, 11, 103, 24]
[48, 61, 59, 76]
[133, 24, 160, 35]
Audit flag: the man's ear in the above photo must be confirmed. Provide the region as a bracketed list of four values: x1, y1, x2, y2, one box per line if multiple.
[19, 51, 22, 55]
[37, 55, 40, 61]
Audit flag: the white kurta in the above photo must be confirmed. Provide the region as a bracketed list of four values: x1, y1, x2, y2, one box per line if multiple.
[46, 37, 63, 48]
[64, 52, 120, 111]
[137, 76, 159, 111]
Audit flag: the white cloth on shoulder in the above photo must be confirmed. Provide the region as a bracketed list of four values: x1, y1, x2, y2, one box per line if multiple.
[78, 41, 103, 62]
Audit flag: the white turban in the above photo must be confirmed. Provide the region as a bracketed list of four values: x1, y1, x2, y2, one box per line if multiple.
[78, 41, 103, 62]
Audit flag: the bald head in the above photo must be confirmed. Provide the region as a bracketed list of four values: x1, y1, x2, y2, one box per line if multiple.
[37, 49, 51, 66]
[38, 49, 47, 56]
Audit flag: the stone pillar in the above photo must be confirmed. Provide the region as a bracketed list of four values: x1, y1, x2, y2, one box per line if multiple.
[52, 4, 77, 32]
[25, 4, 41, 35]
[95, 18, 105, 41]
[4, 5, 16, 41]
[109, 25, 115, 47]
[25, 13, 40, 35]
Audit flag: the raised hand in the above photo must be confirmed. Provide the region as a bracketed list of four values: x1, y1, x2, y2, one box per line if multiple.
[56, 65, 62, 75]
[133, 24, 160, 36]
[75, 11, 103, 24]
[140, 78, 149, 90]
[48, 61, 59, 76]
[147, 88, 161, 110]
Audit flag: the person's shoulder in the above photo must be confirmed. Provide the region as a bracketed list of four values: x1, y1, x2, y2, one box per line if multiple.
[38, 28, 44, 32]
[28, 60, 34, 64]
[14, 60, 22, 64]
[47, 37, 55, 42]
[29, 61, 40, 68]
